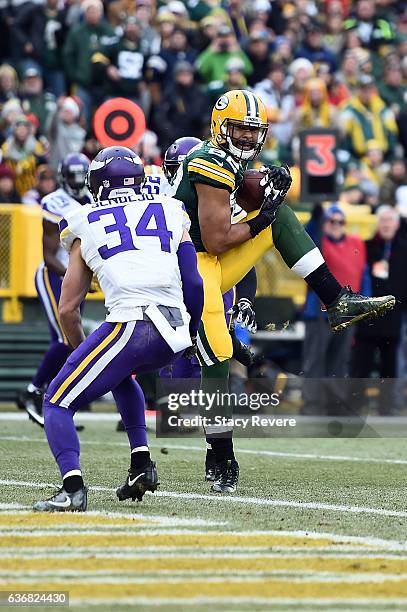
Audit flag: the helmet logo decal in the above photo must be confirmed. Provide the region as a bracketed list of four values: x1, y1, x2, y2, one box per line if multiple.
[215, 95, 229, 110]
[124, 177, 135, 185]
[103, 180, 110, 187]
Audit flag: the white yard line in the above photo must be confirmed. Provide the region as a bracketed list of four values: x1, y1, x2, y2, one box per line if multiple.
[68, 597, 407, 607]
[1, 478, 406, 519]
[2, 433, 407, 466]
[2, 573, 407, 584]
[2, 549, 407, 559]
[2, 570, 407, 583]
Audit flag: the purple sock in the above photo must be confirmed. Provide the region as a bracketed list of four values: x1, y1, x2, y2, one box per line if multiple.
[33, 343, 71, 388]
[113, 376, 148, 449]
[44, 401, 80, 478]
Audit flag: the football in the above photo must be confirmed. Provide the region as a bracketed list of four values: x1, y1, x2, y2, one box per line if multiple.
[236, 169, 267, 212]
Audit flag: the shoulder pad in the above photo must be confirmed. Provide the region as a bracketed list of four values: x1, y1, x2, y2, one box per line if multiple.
[187, 153, 236, 192]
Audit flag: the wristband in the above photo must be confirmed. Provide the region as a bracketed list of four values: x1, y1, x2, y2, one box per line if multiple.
[247, 213, 273, 238]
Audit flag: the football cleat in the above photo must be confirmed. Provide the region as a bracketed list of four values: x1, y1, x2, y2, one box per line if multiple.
[211, 460, 239, 493]
[116, 419, 126, 432]
[16, 387, 44, 427]
[116, 460, 159, 502]
[205, 448, 216, 482]
[33, 486, 88, 512]
[327, 287, 395, 332]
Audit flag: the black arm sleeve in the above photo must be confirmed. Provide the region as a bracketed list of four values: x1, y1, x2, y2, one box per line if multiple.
[235, 267, 257, 302]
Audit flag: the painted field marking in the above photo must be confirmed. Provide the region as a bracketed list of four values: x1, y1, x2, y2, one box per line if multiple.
[1, 478, 406, 519]
[68, 596, 407, 607]
[3, 572, 407, 584]
[2, 434, 407, 466]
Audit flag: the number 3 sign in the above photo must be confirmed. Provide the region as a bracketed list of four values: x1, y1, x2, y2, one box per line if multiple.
[299, 129, 338, 202]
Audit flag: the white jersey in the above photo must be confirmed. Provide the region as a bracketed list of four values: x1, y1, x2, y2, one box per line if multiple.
[143, 173, 174, 197]
[144, 169, 247, 223]
[60, 188, 191, 327]
[41, 187, 93, 268]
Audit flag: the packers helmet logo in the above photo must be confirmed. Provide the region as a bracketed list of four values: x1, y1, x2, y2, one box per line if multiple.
[215, 95, 229, 110]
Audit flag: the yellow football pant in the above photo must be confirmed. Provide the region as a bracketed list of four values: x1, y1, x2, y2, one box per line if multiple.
[196, 218, 274, 366]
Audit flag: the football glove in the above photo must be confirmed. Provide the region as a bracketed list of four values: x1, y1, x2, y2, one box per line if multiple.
[247, 165, 292, 238]
[229, 298, 257, 333]
[260, 164, 292, 200]
[184, 335, 198, 359]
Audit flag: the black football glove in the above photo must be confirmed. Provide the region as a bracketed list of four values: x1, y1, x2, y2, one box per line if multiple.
[247, 165, 292, 238]
[184, 334, 198, 359]
[229, 298, 257, 333]
[261, 164, 292, 200]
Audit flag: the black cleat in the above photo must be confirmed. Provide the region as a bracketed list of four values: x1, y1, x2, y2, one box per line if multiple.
[327, 287, 395, 332]
[16, 388, 44, 427]
[33, 486, 88, 512]
[205, 448, 216, 482]
[116, 419, 126, 432]
[116, 460, 159, 502]
[211, 460, 239, 493]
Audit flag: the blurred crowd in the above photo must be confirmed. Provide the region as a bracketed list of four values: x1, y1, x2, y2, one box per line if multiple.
[0, 0, 405, 208]
[1, 0, 407, 413]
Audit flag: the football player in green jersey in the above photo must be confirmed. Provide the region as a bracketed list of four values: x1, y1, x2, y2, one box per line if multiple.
[174, 89, 395, 493]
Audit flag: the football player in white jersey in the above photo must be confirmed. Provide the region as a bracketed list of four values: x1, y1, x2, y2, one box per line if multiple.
[16, 153, 93, 427]
[34, 146, 203, 511]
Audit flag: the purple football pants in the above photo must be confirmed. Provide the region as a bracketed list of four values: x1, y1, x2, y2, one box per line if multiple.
[33, 264, 72, 388]
[44, 319, 182, 479]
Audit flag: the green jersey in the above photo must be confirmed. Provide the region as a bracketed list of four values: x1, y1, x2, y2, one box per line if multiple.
[174, 140, 247, 252]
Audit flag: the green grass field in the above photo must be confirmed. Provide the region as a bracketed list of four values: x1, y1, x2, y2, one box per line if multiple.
[1, 414, 407, 610]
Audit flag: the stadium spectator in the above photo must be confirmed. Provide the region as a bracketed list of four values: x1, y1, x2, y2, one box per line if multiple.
[192, 15, 217, 53]
[155, 61, 210, 150]
[379, 158, 407, 207]
[134, 0, 161, 56]
[378, 63, 406, 119]
[147, 28, 197, 100]
[225, 0, 249, 42]
[351, 206, 407, 415]
[295, 21, 338, 72]
[19, 65, 56, 135]
[287, 58, 314, 104]
[338, 49, 361, 92]
[271, 36, 294, 69]
[22, 164, 57, 205]
[92, 16, 150, 113]
[81, 129, 101, 161]
[1, 115, 46, 196]
[155, 11, 177, 51]
[340, 75, 398, 160]
[13, 0, 68, 97]
[245, 30, 271, 86]
[316, 63, 349, 106]
[0, 164, 20, 203]
[62, 0, 117, 126]
[46, 95, 85, 170]
[359, 139, 389, 193]
[293, 78, 338, 133]
[197, 24, 252, 84]
[0, 99, 23, 143]
[343, 0, 395, 52]
[254, 61, 294, 149]
[0, 64, 19, 111]
[207, 57, 247, 104]
[301, 204, 369, 415]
